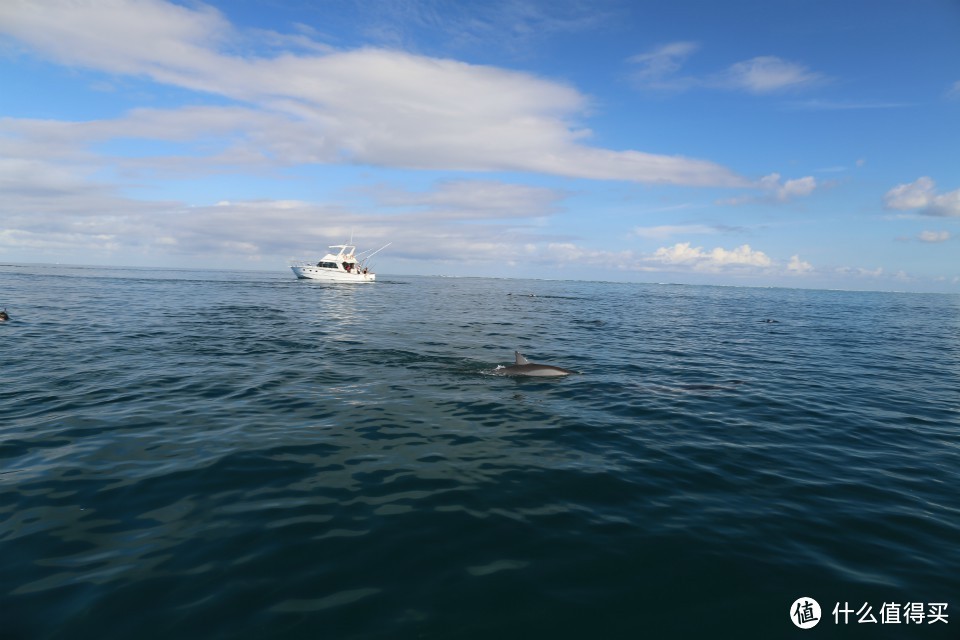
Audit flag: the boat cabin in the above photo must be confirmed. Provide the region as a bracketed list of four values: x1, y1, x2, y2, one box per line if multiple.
[314, 245, 357, 269]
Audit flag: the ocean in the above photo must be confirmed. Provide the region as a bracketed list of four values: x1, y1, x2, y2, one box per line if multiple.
[2, 263, 958, 639]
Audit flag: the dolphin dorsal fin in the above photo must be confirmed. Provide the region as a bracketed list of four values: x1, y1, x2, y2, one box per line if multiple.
[515, 351, 531, 365]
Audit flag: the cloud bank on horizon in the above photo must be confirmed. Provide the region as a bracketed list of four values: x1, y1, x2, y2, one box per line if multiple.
[0, 0, 957, 290]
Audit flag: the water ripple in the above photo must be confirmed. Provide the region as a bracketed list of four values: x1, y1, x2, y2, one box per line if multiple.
[2, 267, 958, 638]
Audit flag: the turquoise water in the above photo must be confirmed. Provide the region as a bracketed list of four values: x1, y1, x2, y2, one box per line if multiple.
[2, 264, 958, 639]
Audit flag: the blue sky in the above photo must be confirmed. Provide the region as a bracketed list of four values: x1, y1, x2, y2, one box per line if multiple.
[1, 0, 958, 291]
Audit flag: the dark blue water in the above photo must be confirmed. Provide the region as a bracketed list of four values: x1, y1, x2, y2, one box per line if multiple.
[2, 264, 958, 639]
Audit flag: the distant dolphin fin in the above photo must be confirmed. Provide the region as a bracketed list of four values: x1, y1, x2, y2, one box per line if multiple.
[515, 351, 531, 365]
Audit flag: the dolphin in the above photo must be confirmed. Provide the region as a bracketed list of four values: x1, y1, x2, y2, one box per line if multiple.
[497, 351, 576, 377]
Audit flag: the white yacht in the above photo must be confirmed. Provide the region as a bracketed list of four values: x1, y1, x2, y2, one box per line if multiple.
[290, 243, 389, 282]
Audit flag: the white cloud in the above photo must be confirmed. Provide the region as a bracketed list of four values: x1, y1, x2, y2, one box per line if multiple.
[629, 43, 823, 95]
[884, 176, 936, 209]
[834, 265, 885, 279]
[629, 41, 699, 74]
[765, 174, 817, 201]
[0, 0, 231, 78]
[650, 242, 773, 271]
[0, 168, 569, 265]
[884, 177, 960, 217]
[533, 241, 803, 278]
[1, 184, 803, 276]
[0, 155, 177, 217]
[516, 240, 823, 280]
[918, 230, 950, 243]
[713, 56, 824, 94]
[787, 254, 813, 273]
[719, 173, 818, 205]
[364, 180, 566, 220]
[627, 41, 699, 91]
[0, 1, 745, 187]
[0, 180, 814, 277]
[929, 191, 960, 217]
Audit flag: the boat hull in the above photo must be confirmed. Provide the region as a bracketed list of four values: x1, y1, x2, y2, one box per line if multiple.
[291, 265, 376, 282]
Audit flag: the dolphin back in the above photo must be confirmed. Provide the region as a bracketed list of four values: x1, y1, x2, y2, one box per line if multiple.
[501, 351, 575, 377]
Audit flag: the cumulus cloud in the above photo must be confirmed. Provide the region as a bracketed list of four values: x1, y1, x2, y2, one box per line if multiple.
[529, 241, 818, 279]
[649, 242, 773, 271]
[787, 254, 813, 273]
[520, 237, 823, 280]
[884, 176, 936, 210]
[884, 177, 960, 217]
[629, 42, 824, 94]
[0, 0, 745, 187]
[762, 173, 817, 200]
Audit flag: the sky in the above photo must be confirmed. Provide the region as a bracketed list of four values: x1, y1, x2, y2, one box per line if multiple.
[1, 0, 958, 291]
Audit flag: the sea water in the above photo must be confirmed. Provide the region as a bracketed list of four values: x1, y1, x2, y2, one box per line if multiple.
[2, 264, 958, 639]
